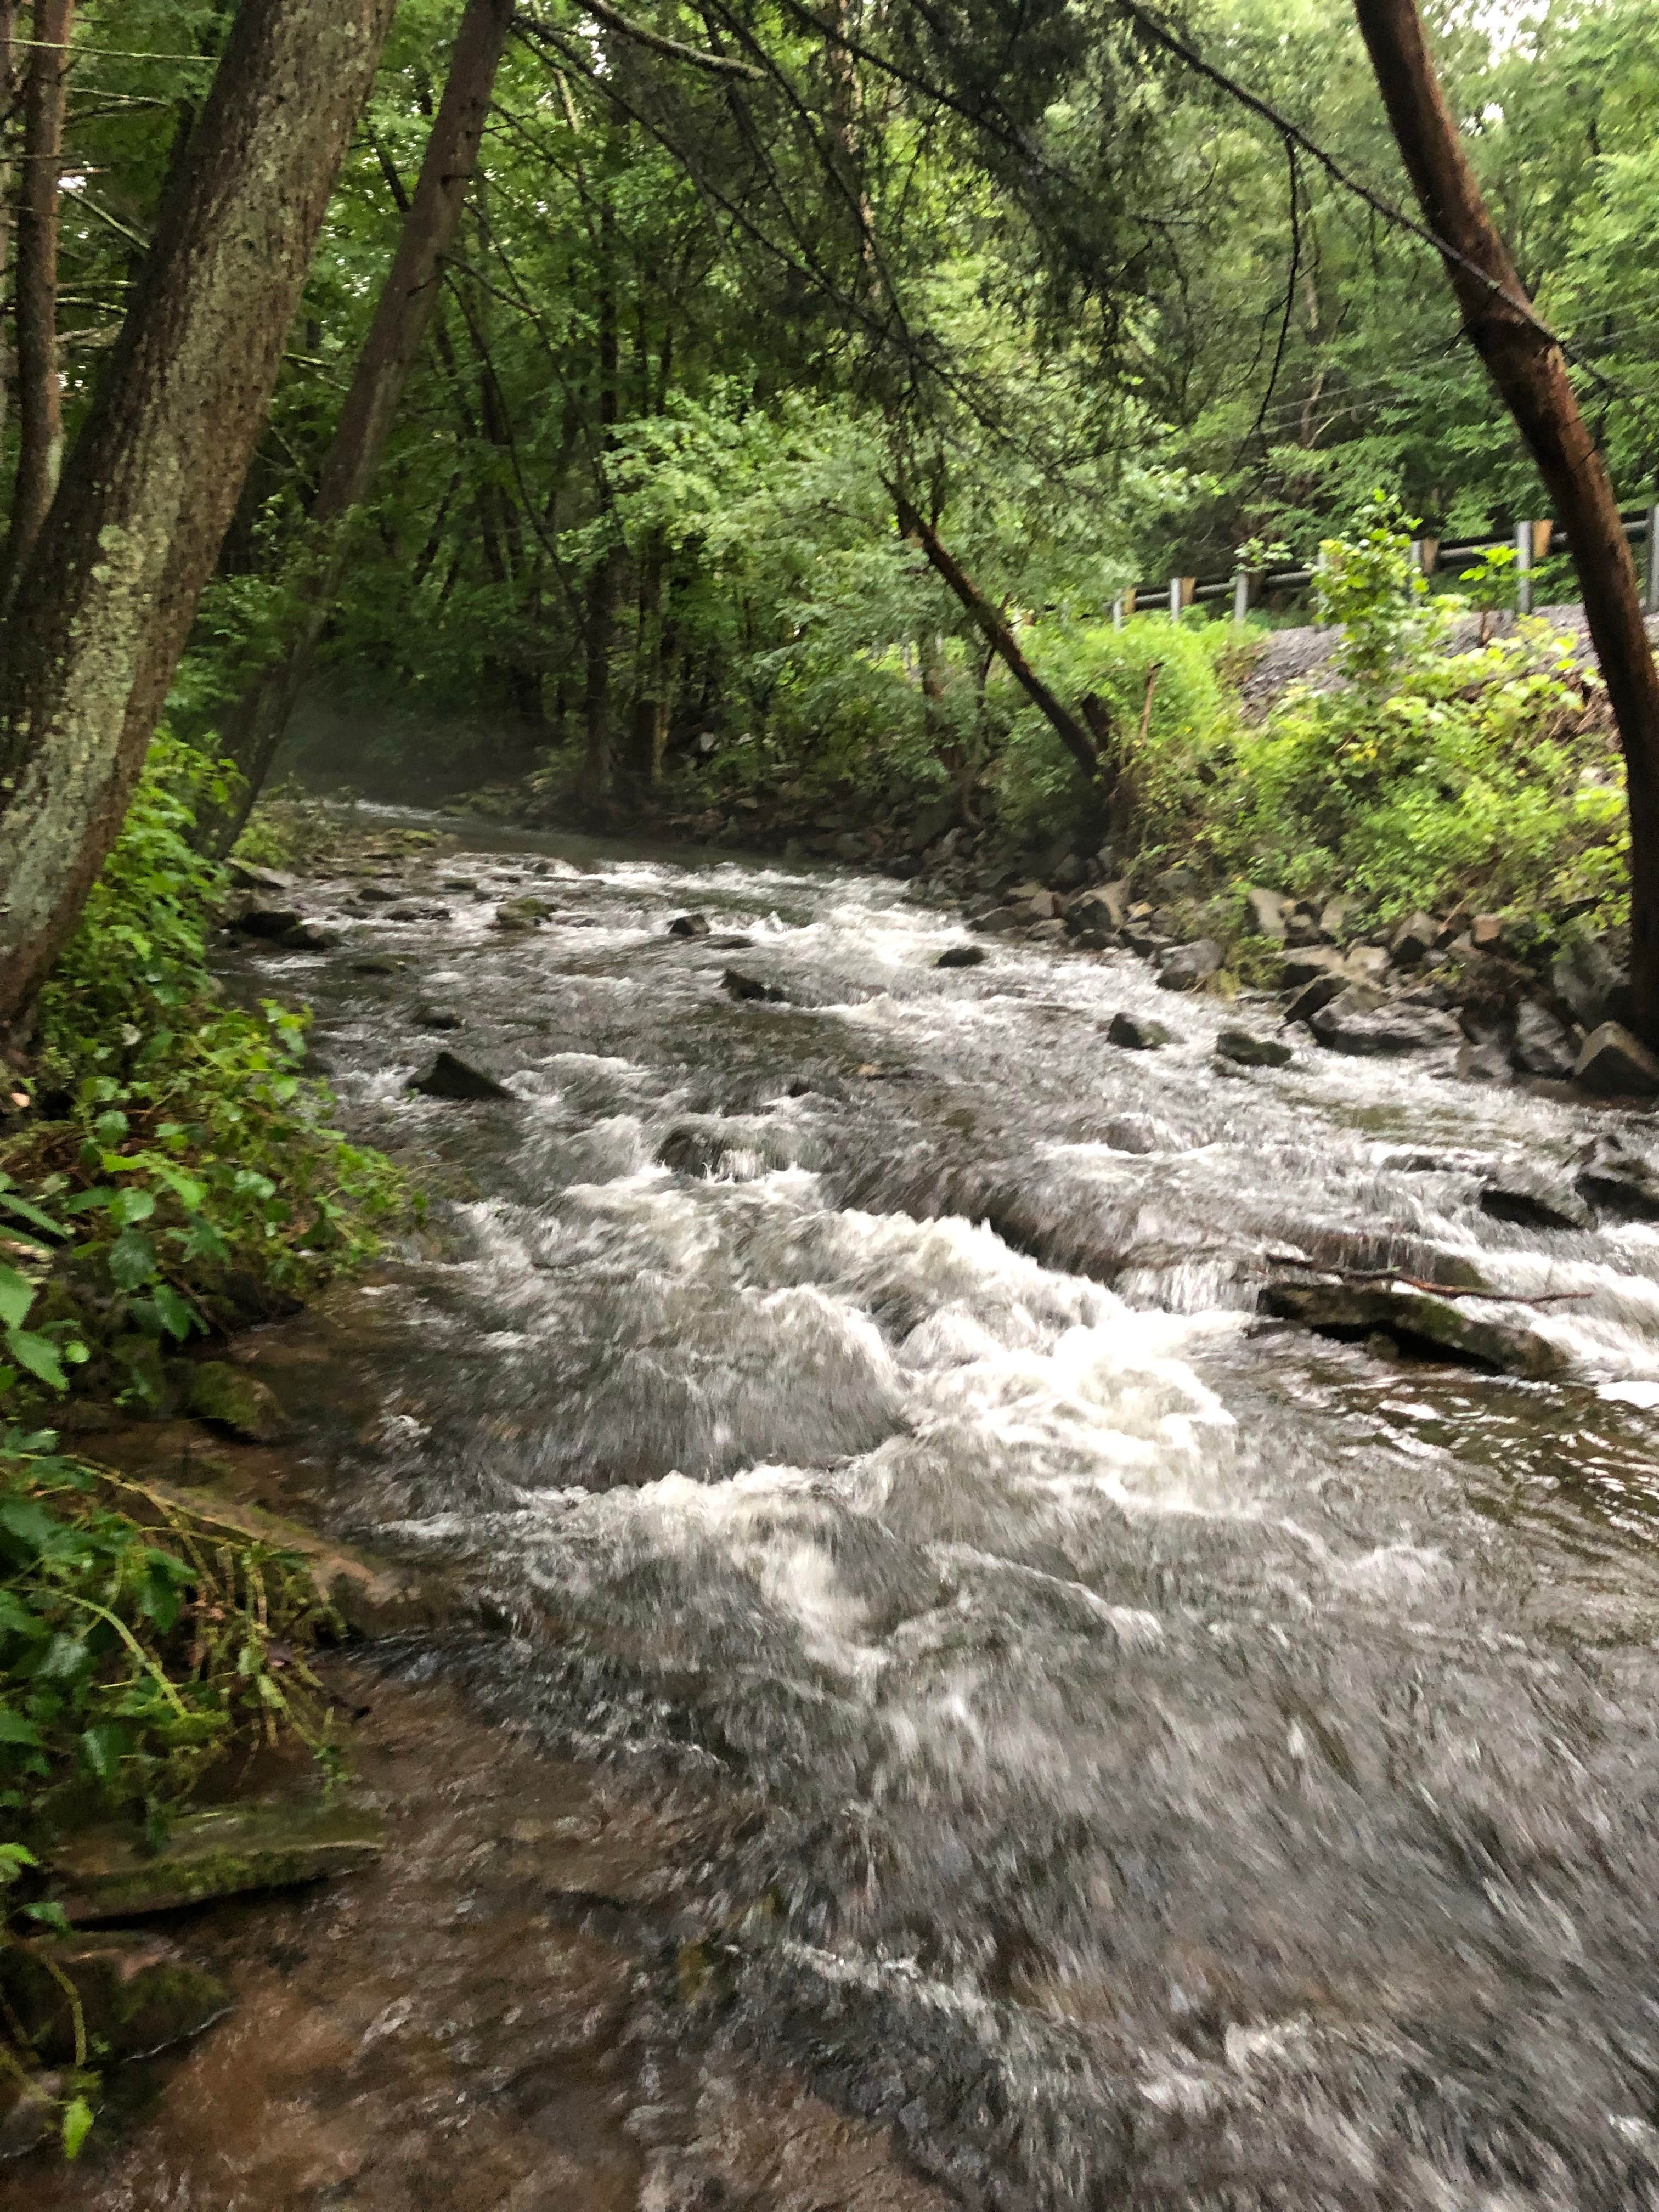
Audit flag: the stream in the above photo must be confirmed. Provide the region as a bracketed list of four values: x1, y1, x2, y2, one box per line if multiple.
[49, 817, 1659, 2209]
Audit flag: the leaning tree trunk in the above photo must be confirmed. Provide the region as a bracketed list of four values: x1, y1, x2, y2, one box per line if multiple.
[205, 0, 515, 855]
[1353, 0, 1659, 1047]
[0, 0, 72, 610]
[0, 0, 401, 1040]
[894, 492, 1112, 778]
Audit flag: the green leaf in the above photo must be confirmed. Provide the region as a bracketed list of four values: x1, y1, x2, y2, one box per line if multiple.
[0, 1700, 45, 1747]
[21, 1899, 71, 1932]
[0, 1262, 38, 1331]
[81, 1722, 133, 1782]
[106, 1227, 158, 1291]
[109, 1186, 156, 1226]
[151, 1283, 197, 1342]
[0, 1188, 67, 1239]
[5, 1328, 70, 1390]
[61, 2095, 95, 2161]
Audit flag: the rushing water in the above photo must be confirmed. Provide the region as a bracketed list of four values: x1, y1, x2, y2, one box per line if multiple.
[211, 822, 1659, 2207]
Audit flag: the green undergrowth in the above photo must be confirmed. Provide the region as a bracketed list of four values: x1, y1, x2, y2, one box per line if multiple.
[0, 1426, 338, 2157]
[0, 737, 386, 2157]
[995, 495, 1627, 947]
[1, 735, 404, 1415]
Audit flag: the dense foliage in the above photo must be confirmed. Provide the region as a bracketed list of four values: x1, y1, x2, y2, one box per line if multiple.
[1, 738, 401, 1414]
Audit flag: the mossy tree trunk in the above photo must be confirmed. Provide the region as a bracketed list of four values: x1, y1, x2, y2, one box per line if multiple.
[202, 0, 516, 855]
[0, 0, 400, 1041]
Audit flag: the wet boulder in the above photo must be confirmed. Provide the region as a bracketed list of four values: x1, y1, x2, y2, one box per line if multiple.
[409, 1049, 514, 1101]
[1387, 911, 1440, 969]
[492, 895, 554, 932]
[1551, 935, 1634, 1031]
[0, 1931, 229, 2063]
[1477, 1164, 1591, 1231]
[187, 1361, 287, 1444]
[1510, 998, 1578, 1079]
[1064, 893, 1120, 939]
[414, 1000, 463, 1030]
[231, 904, 303, 940]
[1282, 970, 1352, 1026]
[386, 900, 453, 922]
[1244, 886, 1291, 941]
[1576, 1133, 1659, 1219]
[1278, 946, 1353, 992]
[228, 860, 296, 894]
[1573, 1022, 1659, 1097]
[1310, 988, 1462, 1057]
[1259, 1277, 1570, 1379]
[667, 912, 711, 938]
[352, 953, 405, 976]
[1215, 1027, 1291, 1068]
[1108, 1011, 1172, 1050]
[1155, 939, 1223, 992]
[48, 1796, 387, 1923]
[721, 969, 789, 1005]
[276, 922, 341, 952]
[936, 945, 988, 969]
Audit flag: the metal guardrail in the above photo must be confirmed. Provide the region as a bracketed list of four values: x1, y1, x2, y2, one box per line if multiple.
[1113, 502, 1659, 627]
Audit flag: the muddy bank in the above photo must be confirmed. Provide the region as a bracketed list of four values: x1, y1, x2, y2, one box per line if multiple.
[22, 1665, 945, 2212]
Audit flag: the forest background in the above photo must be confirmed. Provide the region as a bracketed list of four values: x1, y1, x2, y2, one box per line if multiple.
[4, 0, 1654, 909]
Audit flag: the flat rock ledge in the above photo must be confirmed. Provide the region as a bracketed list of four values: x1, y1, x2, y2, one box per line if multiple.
[48, 1795, 386, 1924]
[1259, 1277, 1571, 1379]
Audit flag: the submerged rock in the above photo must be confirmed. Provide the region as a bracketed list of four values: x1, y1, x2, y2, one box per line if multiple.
[1108, 1012, 1171, 1050]
[721, 969, 788, 1004]
[1310, 988, 1462, 1057]
[386, 900, 452, 922]
[1155, 939, 1223, 992]
[936, 945, 988, 969]
[1576, 1133, 1659, 1218]
[351, 954, 405, 976]
[1259, 1277, 1570, 1378]
[667, 912, 711, 938]
[0, 1931, 229, 2063]
[48, 1796, 387, 1923]
[1573, 1022, 1659, 1097]
[414, 1000, 462, 1030]
[1215, 1027, 1291, 1068]
[409, 1049, 514, 1101]
[187, 1361, 287, 1444]
[1477, 1164, 1591, 1231]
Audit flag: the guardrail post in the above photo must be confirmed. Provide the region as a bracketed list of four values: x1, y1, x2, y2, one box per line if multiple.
[1169, 575, 1195, 621]
[1232, 569, 1249, 623]
[1516, 520, 1533, 617]
[1111, 596, 1124, 631]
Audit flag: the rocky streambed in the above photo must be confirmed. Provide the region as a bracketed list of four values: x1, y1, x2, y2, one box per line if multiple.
[30, 807, 1659, 2210]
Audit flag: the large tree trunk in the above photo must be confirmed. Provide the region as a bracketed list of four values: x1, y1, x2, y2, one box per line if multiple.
[0, 0, 72, 609]
[0, 4, 21, 448]
[205, 0, 514, 853]
[0, 0, 401, 1039]
[894, 492, 1110, 779]
[1353, 0, 1659, 1046]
